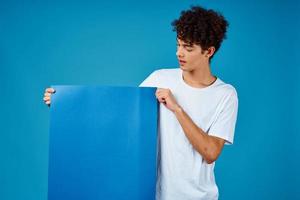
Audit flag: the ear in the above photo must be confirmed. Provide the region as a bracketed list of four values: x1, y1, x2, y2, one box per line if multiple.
[204, 46, 216, 58]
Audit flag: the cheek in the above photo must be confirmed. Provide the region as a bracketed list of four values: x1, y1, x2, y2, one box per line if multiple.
[187, 54, 198, 64]
[191, 53, 205, 63]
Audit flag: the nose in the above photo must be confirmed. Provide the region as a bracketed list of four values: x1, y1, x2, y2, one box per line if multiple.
[176, 47, 184, 58]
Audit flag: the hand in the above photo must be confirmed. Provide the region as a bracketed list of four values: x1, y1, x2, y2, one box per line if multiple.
[43, 87, 55, 107]
[155, 88, 181, 112]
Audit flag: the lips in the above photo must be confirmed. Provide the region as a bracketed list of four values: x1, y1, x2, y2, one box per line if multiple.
[179, 60, 186, 64]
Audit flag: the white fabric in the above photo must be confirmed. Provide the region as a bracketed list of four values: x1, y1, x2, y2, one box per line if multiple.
[139, 68, 238, 200]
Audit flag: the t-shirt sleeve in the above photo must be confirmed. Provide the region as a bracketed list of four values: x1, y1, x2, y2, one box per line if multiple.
[138, 70, 159, 87]
[208, 89, 239, 145]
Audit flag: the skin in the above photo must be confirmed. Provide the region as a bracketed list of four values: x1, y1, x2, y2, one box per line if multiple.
[43, 38, 225, 164]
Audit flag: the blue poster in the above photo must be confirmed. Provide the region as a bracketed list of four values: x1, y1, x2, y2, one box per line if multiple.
[48, 86, 158, 200]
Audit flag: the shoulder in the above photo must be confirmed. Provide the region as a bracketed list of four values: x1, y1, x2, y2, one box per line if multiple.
[139, 68, 179, 87]
[151, 68, 179, 78]
[151, 68, 181, 84]
[215, 78, 238, 102]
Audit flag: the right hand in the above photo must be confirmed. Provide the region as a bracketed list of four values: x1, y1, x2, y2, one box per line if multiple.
[43, 87, 55, 106]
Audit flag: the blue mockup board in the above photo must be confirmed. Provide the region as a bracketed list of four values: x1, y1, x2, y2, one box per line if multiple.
[48, 86, 158, 200]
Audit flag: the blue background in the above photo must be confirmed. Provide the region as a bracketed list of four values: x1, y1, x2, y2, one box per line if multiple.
[0, 0, 299, 199]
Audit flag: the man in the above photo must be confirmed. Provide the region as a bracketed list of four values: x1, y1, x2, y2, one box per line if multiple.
[140, 5, 238, 200]
[44, 5, 238, 200]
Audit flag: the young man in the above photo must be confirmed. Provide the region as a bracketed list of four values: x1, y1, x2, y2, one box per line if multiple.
[139, 6, 238, 200]
[44, 5, 238, 200]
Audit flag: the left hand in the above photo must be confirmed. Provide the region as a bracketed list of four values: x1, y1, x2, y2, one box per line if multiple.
[155, 88, 180, 112]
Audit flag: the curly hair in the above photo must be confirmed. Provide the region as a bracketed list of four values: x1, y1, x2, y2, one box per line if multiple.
[171, 5, 229, 60]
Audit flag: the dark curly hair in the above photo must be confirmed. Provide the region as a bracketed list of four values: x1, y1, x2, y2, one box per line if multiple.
[171, 5, 229, 60]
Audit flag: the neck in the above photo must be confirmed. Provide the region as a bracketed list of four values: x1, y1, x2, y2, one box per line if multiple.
[182, 64, 216, 88]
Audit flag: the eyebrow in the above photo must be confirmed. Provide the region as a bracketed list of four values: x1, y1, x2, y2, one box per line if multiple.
[176, 38, 193, 47]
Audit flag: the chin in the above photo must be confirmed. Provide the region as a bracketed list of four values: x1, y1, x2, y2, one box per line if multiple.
[180, 65, 192, 72]
[179, 64, 186, 70]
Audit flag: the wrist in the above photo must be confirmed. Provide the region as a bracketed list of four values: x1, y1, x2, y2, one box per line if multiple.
[173, 104, 183, 114]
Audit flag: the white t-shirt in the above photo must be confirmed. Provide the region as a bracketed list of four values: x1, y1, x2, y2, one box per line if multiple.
[139, 68, 238, 200]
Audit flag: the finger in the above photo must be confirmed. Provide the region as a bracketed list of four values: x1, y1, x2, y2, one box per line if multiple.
[156, 93, 167, 100]
[46, 88, 55, 93]
[156, 88, 165, 93]
[44, 92, 51, 97]
[159, 99, 167, 105]
[156, 96, 163, 102]
[157, 96, 166, 103]
[157, 99, 164, 104]
[155, 93, 161, 99]
[45, 100, 51, 105]
[43, 97, 50, 101]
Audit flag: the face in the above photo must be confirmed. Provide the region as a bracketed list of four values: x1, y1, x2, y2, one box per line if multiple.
[176, 38, 209, 71]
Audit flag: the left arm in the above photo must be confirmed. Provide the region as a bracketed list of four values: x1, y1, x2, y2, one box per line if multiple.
[156, 88, 225, 164]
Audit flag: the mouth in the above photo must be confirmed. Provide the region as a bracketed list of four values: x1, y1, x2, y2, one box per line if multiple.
[179, 60, 186, 65]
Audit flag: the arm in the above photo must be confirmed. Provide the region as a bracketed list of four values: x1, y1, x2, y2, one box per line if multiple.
[173, 106, 225, 164]
[156, 88, 225, 164]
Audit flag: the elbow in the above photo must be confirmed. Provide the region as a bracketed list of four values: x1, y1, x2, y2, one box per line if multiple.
[205, 156, 217, 164]
[201, 141, 224, 164]
[204, 150, 219, 164]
